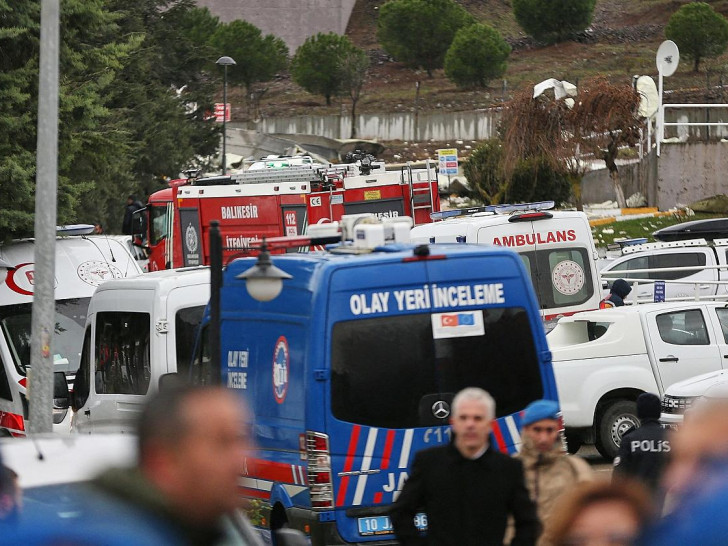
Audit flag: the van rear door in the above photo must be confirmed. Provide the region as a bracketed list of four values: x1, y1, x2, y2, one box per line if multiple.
[323, 249, 551, 542]
[75, 289, 154, 433]
[478, 213, 599, 320]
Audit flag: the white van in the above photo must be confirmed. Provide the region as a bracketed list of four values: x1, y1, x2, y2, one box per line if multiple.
[410, 202, 602, 328]
[0, 231, 143, 436]
[71, 267, 210, 433]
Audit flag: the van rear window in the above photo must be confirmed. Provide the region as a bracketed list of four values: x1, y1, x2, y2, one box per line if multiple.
[330, 308, 543, 428]
[94, 312, 150, 395]
[519, 248, 595, 310]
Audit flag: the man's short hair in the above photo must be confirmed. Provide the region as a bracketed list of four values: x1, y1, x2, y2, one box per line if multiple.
[136, 384, 228, 459]
[452, 387, 495, 420]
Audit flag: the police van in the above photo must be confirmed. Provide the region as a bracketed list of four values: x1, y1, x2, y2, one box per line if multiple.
[0, 228, 143, 436]
[409, 202, 601, 329]
[205, 216, 556, 544]
[70, 267, 210, 433]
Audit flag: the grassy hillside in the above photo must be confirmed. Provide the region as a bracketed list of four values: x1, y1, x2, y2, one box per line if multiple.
[251, 0, 728, 120]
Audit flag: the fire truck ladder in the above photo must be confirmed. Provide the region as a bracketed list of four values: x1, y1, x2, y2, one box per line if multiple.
[406, 160, 436, 225]
[229, 166, 324, 185]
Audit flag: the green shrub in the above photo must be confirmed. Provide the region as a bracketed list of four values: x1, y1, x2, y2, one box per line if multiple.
[512, 0, 596, 44]
[444, 23, 510, 88]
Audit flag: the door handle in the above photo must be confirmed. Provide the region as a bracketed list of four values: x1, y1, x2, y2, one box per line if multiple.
[659, 356, 679, 362]
[84, 409, 90, 416]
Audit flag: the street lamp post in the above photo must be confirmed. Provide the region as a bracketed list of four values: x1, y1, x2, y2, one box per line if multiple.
[216, 55, 236, 175]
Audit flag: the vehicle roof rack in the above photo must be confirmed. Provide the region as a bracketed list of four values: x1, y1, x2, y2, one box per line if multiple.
[430, 201, 555, 221]
[622, 238, 708, 254]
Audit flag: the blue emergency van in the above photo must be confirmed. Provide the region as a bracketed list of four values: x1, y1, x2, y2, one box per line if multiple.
[214, 236, 556, 544]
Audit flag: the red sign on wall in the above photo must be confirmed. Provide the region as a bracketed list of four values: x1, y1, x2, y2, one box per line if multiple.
[214, 103, 231, 123]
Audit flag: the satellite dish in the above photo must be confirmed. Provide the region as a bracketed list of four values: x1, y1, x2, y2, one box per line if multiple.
[634, 75, 659, 118]
[656, 40, 680, 77]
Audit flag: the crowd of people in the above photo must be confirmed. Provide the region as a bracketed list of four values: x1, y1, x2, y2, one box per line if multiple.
[3, 384, 728, 545]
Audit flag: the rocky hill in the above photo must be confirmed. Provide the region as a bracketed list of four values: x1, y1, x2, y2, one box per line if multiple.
[250, 0, 728, 123]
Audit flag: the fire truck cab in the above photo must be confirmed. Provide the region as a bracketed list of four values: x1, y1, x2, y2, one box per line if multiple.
[140, 158, 440, 271]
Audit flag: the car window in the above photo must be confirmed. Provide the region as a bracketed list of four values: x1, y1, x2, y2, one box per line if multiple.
[650, 252, 706, 281]
[609, 255, 649, 280]
[656, 309, 710, 345]
[94, 312, 151, 395]
[715, 308, 728, 343]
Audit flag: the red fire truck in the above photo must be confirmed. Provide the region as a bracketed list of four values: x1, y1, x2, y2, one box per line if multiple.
[138, 158, 440, 271]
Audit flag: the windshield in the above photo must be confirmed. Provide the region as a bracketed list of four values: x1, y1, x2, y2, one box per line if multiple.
[0, 298, 89, 376]
[149, 204, 168, 245]
[331, 307, 543, 428]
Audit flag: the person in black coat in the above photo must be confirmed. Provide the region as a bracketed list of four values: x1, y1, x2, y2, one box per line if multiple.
[390, 387, 540, 546]
[122, 195, 144, 235]
[613, 392, 671, 496]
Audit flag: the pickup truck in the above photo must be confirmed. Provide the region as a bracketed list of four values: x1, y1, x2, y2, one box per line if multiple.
[548, 301, 728, 459]
[600, 238, 728, 302]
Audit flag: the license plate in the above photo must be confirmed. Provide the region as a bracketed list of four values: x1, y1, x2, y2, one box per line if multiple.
[357, 513, 427, 536]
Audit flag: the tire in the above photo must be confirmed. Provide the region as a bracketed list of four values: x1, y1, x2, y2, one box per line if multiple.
[595, 400, 639, 460]
[564, 430, 583, 454]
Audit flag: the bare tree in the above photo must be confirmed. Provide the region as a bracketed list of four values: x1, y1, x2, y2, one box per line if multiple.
[340, 48, 370, 139]
[500, 79, 641, 210]
[568, 78, 641, 208]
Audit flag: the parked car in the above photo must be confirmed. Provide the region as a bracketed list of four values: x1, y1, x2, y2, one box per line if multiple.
[548, 301, 728, 459]
[600, 238, 728, 302]
[660, 369, 728, 428]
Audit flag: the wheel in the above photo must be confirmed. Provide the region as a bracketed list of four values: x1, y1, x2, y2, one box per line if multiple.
[595, 400, 639, 460]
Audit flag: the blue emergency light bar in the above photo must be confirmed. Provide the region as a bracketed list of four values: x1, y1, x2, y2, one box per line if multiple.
[430, 201, 555, 221]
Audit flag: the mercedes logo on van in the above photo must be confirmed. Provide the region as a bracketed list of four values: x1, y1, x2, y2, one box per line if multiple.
[432, 400, 450, 419]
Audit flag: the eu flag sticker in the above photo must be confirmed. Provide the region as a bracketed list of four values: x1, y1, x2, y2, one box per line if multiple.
[431, 311, 484, 339]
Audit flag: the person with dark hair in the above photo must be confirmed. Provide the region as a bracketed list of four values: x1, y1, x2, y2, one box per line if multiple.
[516, 400, 593, 545]
[613, 393, 671, 497]
[92, 385, 262, 545]
[122, 194, 144, 235]
[390, 387, 540, 545]
[600, 278, 632, 308]
[544, 480, 653, 546]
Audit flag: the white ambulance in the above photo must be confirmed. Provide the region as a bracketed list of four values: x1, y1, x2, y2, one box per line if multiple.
[71, 267, 210, 433]
[410, 202, 602, 329]
[0, 228, 143, 436]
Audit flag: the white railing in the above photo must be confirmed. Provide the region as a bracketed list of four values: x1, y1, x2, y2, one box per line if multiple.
[600, 263, 728, 304]
[657, 103, 728, 156]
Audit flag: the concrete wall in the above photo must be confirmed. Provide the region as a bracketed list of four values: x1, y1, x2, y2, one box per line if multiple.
[195, 0, 356, 51]
[242, 109, 502, 141]
[654, 142, 728, 209]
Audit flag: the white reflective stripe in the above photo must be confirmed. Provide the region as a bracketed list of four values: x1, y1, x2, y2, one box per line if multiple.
[505, 416, 521, 452]
[291, 464, 299, 484]
[352, 428, 378, 505]
[239, 477, 273, 491]
[298, 465, 306, 484]
[398, 429, 414, 469]
[282, 484, 308, 498]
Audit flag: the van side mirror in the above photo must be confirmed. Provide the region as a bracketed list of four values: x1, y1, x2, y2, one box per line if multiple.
[53, 372, 70, 425]
[274, 529, 309, 546]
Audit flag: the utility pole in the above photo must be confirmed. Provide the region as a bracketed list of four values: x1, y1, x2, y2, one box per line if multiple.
[30, 0, 60, 433]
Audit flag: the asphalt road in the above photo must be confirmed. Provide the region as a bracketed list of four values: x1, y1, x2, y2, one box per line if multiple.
[577, 444, 614, 476]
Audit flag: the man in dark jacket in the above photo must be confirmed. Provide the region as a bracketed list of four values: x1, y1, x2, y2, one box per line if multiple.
[122, 194, 144, 235]
[92, 385, 264, 546]
[390, 387, 540, 546]
[600, 278, 632, 308]
[613, 392, 670, 495]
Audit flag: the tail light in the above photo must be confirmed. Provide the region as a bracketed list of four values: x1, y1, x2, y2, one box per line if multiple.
[306, 431, 334, 509]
